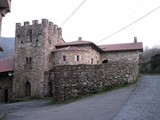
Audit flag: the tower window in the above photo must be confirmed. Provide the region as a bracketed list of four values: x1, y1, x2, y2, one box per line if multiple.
[26, 57, 29, 64]
[29, 57, 32, 67]
[29, 57, 32, 63]
[36, 39, 38, 46]
[26, 57, 32, 68]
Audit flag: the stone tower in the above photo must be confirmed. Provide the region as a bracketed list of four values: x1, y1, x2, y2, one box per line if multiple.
[13, 19, 64, 98]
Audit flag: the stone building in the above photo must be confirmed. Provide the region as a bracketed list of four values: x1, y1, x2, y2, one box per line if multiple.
[0, 0, 11, 35]
[0, 19, 143, 101]
[99, 37, 143, 63]
[13, 19, 64, 98]
[0, 56, 13, 102]
[53, 37, 102, 65]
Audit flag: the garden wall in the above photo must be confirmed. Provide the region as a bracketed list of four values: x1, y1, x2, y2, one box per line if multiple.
[50, 59, 139, 102]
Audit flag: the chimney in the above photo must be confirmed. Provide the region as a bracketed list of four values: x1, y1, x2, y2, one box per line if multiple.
[134, 36, 137, 43]
[78, 37, 82, 41]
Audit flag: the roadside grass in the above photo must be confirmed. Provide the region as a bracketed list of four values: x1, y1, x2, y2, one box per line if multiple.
[0, 114, 7, 120]
[10, 97, 38, 103]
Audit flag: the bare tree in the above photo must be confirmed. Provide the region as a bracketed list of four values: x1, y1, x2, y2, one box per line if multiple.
[141, 46, 160, 62]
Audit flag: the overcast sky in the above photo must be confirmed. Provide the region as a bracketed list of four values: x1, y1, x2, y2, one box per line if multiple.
[2, 0, 160, 48]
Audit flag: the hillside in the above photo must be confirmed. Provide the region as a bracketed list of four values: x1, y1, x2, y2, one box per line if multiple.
[0, 37, 15, 59]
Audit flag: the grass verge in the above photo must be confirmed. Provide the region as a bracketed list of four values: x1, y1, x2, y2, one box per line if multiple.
[0, 114, 7, 120]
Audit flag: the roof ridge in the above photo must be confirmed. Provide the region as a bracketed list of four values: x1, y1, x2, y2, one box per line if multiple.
[98, 42, 143, 46]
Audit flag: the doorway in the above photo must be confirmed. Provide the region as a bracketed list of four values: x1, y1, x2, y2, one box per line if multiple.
[25, 81, 31, 97]
[4, 89, 8, 102]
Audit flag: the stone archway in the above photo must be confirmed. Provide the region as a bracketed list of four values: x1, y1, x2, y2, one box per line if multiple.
[25, 81, 31, 97]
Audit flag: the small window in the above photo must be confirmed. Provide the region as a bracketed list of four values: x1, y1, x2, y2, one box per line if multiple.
[26, 57, 29, 64]
[26, 57, 32, 68]
[36, 39, 38, 46]
[91, 58, 93, 64]
[29, 57, 32, 68]
[102, 59, 108, 64]
[21, 41, 23, 44]
[29, 57, 32, 63]
[77, 55, 80, 61]
[63, 55, 66, 61]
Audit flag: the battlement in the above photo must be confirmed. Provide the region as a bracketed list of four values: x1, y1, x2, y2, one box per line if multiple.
[15, 19, 61, 33]
[32, 20, 39, 25]
[15, 19, 63, 43]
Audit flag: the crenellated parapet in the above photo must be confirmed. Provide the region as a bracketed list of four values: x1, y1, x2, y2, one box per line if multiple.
[15, 19, 63, 46]
[16, 19, 62, 36]
[16, 19, 61, 31]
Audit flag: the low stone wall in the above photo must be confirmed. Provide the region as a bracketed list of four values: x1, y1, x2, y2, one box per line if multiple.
[50, 59, 139, 102]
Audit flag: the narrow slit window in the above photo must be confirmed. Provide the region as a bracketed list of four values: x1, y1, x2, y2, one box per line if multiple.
[26, 57, 29, 64]
[29, 57, 32, 68]
[77, 55, 80, 61]
[91, 58, 93, 64]
[63, 55, 66, 61]
[36, 39, 38, 46]
[29, 57, 32, 64]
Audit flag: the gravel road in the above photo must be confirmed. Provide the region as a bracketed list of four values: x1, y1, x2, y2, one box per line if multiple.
[114, 75, 160, 120]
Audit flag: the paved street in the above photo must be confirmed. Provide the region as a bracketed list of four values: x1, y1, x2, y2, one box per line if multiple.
[0, 75, 160, 120]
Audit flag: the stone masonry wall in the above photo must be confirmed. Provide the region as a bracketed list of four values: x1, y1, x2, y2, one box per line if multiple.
[53, 46, 100, 66]
[101, 51, 140, 63]
[51, 59, 139, 102]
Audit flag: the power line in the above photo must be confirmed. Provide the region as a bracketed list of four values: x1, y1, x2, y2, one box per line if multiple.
[61, 0, 87, 27]
[129, 0, 145, 17]
[96, 6, 160, 44]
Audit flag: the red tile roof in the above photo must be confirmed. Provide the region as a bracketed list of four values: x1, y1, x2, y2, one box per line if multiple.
[0, 56, 14, 73]
[56, 40, 143, 52]
[98, 42, 143, 52]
